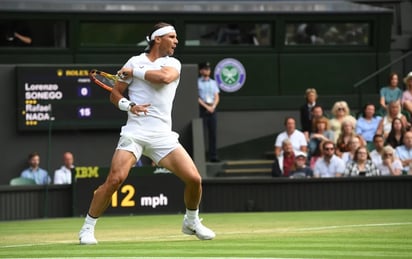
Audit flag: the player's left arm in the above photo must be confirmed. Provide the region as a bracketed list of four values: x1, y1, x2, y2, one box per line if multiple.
[145, 66, 179, 84]
[118, 59, 180, 85]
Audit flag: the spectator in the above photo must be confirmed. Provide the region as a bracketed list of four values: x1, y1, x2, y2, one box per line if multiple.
[313, 140, 345, 178]
[274, 117, 307, 157]
[341, 135, 364, 165]
[395, 131, 412, 174]
[308, 116, 334, 165]
[379, 72, 402, 114]
[53, 152, 74, 184]
[329, 101, 357, 143]
[272, 139, 296, 177]
[299, 88, 319, 140]
[336, 118, 363, 157]
[356, 103, 381, 143]
[311, 105, 325, 123]
[378, 145, 403, 176]
[401, 72, 412, 114]
[343, 146, 380, 176]
[0, 21, 32, 46]
[385, 117, 406, 149]
[197, 61, 220, 162]
[20, 152, 50, 185]
[289, 151, 313, 178]
[376, 100, 408, 140]
[369, 134, 385, 168]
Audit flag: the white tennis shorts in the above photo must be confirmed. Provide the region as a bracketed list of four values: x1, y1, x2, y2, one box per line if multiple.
[116, 131, 181, 164]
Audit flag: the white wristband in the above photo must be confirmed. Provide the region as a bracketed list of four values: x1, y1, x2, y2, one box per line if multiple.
[133, 66, 149, 80]
[118, 98, 132, 111]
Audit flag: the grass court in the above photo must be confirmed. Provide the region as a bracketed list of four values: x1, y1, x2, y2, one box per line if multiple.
[1, 209, 411, 258]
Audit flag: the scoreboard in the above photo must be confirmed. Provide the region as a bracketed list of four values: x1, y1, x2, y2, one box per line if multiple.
[17, 65, 126, 131]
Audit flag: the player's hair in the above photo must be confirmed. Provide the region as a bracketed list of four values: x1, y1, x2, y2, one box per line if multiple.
[145, 22, 174, 53]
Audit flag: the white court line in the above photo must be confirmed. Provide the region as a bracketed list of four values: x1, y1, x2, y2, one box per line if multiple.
[1, 222, 411, 250]
[296, 222, 412, 231]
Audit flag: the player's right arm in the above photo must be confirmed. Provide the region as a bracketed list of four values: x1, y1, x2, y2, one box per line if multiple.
[110, 78, 150, 115]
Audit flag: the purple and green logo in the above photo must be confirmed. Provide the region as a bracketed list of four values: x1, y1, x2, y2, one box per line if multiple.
[214, 58, 246, 92]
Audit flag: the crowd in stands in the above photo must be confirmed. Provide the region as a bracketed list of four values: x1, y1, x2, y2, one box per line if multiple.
[17, 151, 74, 185]
[15, 71, 412, 183]
[272, 71, 412, 178]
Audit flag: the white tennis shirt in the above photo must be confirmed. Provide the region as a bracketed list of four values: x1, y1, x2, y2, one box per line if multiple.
[119, 53, 181, 136]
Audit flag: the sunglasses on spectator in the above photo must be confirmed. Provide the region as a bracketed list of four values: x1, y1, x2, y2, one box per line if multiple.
[324, 147, 334, 151]
[337, 107, 345, 111]
[384, 153, 393, 156]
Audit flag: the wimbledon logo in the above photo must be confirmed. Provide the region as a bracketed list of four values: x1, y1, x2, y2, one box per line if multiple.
[214, 58, 246, 92]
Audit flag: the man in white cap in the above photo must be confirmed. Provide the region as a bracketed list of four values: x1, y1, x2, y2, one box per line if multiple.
[78, 22, 215, 245]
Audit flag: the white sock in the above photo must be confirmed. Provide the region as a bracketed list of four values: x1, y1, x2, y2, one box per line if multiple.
[186, 208, 199, 221]
[84, 213, 98, 228]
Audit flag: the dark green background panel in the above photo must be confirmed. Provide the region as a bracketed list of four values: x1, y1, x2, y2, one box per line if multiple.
[279, 53, 383, 95]
[180, 53, 280, 97]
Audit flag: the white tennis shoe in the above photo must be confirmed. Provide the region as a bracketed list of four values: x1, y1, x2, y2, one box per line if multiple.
[79, 225, 98, 245]
[182, 216, 215, 240]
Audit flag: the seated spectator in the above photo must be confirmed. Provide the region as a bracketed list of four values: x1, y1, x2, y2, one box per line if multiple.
[341, 135, 364, 165]
[313, 140, 345, 178]
[343, 146, 380, 176]
[20, 152, 50, 185]
[54, 152, 74, 184]
[379, 72, 402, 115]
[271, 139, 296, 177]
[401, 72, 412, 114]
[356, 103, 381, 143]
[329, 101, 357, 143]
[385, 117, 406, 149]
[310, 105, 325, 127]
[395, 131, 412, 174]
[299, 88, 319, 140]
[274, 117, 307, 157]
[289, 151, 313, 178]
[308, 116, 334, 164]
[369, 134, 385, 168]
[378, 145, 403, 176]
[376, 100, 408, 140]
[336, 118, 364, 157]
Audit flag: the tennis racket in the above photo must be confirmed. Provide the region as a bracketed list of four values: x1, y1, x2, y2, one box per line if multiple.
[89, 69, 126, 92]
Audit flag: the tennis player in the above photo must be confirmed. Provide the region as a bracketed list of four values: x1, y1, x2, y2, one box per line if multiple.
[78, 22, 215, 245]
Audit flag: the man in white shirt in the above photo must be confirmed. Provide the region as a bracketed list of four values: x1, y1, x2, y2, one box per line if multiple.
[369, 134, 384, 168]
[78, 22, 215, 245]
[314, 140, 345, 178]
[274, 117, 307, 157]
[395, 131, 412, 173]
[54, 152, 74, 184]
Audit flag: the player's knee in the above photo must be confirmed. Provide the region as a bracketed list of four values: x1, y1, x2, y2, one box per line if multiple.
[187, 173, 202, 186]
[105, 174, 125, 190]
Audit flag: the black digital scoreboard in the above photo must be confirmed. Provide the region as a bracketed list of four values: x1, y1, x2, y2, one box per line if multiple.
[17, 65, 127, 131]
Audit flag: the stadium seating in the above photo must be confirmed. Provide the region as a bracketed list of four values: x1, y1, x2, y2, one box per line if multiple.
[9, 177, 36, 186]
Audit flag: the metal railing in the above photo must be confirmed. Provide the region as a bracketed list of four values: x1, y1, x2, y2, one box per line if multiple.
[353, 50, 412, 108]
[353, 50, 412, 89]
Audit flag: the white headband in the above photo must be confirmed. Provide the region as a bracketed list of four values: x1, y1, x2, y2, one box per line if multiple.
[148, 26, 176, 41]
